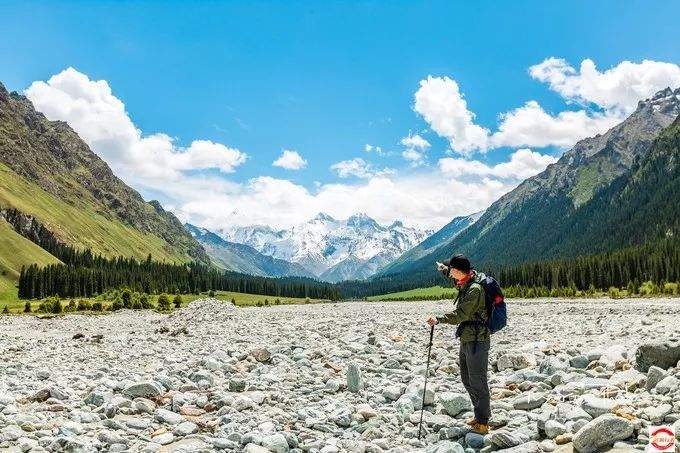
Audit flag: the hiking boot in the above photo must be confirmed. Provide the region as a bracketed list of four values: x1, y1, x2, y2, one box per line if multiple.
[470, 421, 489, 434]
[466, 417, 477, 426]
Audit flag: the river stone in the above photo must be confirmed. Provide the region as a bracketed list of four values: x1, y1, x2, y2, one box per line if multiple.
[439, 392, 472, 416]
[635, 337, 680, 372]
[426, 441, 465, 453]
[645, 366, 666, 390]
[346, 362, 363, 393]
[655, 375, 679, 394]
[123, 381, 164, 399]
[490, 429, 531, 448]
[513, 393, 546, 410]
[544, 420, 567, 439]
[261, 433, 289, 453]
[498, 352, 536, 371]
[465, 433, 485, 449]
[580, 394, 616, 418]
[251, 347, 272, 363]
[155, 408, 184, 425]
[572, 414, 634, 453]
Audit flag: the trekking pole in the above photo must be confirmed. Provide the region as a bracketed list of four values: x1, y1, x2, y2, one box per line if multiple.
[418, 324, 435, 440]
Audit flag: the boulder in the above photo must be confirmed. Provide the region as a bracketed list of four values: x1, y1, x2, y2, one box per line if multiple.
[513, 393, 547, 410]
[572, 415, 634, 453]
[346, 362, 363, 393]
[645, 365, 666, 390]
[498, 352, 536, 371]
[635, 337, 680, 372]
[655, 375, 679, 394]
[579, 394, 616, 418]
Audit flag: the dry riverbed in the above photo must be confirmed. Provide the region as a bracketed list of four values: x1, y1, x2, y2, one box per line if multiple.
[1, 298, 679, 452]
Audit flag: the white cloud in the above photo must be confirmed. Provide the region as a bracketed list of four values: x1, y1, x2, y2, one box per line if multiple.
[330, 158, 375, 178]
[490, 101, 620, 149]
[414, 58, 680, 153]
[414, 76, 490, 154]
[25, 67, 247, 189]
[400, 133, 431, 150]
[364, 143, 384, 155]
[439, 148, 557, 180]
[272, 149, 307, 170]
[179, 173, 515, 231]
[402, 148, 426, 166]
[529, 57, 680, 115]
[364, 144, 373, 152]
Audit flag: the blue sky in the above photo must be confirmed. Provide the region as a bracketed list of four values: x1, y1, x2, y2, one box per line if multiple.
[2, 1, 680, 230]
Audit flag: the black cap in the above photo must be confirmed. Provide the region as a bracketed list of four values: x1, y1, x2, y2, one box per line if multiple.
[443, 254, 471, 272]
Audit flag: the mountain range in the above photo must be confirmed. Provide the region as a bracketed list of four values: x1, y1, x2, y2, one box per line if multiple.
[373, 87, 680, 289]
[216, 213, 431, 282]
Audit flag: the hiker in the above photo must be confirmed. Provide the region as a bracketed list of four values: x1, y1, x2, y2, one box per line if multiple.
[426, 254, 491, 435]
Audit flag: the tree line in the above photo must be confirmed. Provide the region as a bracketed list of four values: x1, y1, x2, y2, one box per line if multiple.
[340, 238, 680, 299]
[18, 248, 340, 300]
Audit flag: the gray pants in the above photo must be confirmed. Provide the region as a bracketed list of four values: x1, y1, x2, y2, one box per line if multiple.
[459, 341, 491, 424]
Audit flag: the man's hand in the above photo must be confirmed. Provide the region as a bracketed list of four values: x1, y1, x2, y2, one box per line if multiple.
[426, 316, 438, 327]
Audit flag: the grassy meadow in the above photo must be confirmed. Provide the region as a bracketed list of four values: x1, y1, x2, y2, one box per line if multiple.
[366, 285, 458, 302]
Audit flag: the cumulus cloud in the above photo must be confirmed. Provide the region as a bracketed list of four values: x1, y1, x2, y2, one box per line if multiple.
[25, 67, 247, 189]
[414, 58, 680, 153]
[330, 158, 379, 178]
[179, 173, 514, 231]
[272, 149, 307, 170]
[400, 133, 430, 150]
[489, 101, 620, 149]
[439, 148, 557, 180]
[529, 57, 680, 115]
[401, 148, 426, 166]
[414, 76, 490, 154]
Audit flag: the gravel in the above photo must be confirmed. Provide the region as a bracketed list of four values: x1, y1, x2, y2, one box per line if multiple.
[0, 297, 679, 452]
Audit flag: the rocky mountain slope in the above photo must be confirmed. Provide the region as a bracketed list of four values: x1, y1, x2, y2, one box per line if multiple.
[379, 87, 680, 285]
[185, 223, 314, 278]
[0, 82, 208, 289]
[221, 213, 430, 282]
[375, 211, 483, 277]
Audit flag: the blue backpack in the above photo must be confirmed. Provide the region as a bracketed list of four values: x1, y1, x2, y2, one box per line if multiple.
[477, 274, 507, 333]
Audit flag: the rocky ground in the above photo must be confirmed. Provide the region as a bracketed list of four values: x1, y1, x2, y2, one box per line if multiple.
[1, 298, 680, 453]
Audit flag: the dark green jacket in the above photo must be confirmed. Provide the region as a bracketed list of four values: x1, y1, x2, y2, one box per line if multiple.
[437, 272, 489, 343]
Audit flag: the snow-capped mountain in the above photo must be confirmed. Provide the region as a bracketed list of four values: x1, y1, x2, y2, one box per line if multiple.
[219, 213, 431, 282]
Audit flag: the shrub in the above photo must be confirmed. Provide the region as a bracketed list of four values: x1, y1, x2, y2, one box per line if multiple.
[92, 301, 103, 311]
[2, 305, 9, 314]
[23, 301, 31, 313]
[121, 289, 132, 309]
[132, 300, 143, 309]
[173, 294, 183, 308]
[231, 297, 236, 305]
[608, 287, 621, 299]
[639, 281, 659, 296]
[111, 298, 124, 311]
[264, 298, 269, 306]
[663, 282, 678, 295]
[157, 294, 171, 311]
[139, 294, 153, 309]
[305, 297, 311, 304]
[208, 290, 216, 297]
[275, 298, 281, 305]
[51, 299, 63, 314]
[256, 301, 263, 307]
[77, 299, 92, 311]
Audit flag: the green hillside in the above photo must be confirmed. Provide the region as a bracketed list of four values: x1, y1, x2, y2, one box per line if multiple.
[0, 163, 186, 262]
[367, 286, 457, 301]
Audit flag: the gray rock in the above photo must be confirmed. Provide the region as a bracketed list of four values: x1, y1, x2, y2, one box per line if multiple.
[579, 394, 616, 418]
[173, 421, 198, 436]
[490, 429, 531, 448]
[645, 365, 666, 390]
[539, 357, 568, 375]
[544, 420, 567, 439]
[155, 408, 184, 425]
[262, 433, 290, 453]
[426, 441, 465, 453]
[635, 337, 680, 372]
[569, 355, 590, 369]
[572, 414, 634, 453]
[655, 375, 679, 394]
[513, 393, 546, 410]
[123, 381, 164, 399]
[440, 392, 472, 416]
[346, 362, 363, 393]
[251, 347, 272, 363]
[498, 352, 535, 371]
[465, 433, 485, 449]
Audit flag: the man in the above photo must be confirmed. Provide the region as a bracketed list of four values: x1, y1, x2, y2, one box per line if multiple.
[426, 254, 490, 435]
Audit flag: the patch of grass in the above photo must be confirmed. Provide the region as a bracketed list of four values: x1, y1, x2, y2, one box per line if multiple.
[367, 285, 457, 301]
[0, 218, 61, 278]
[0, 290, 329, 314]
